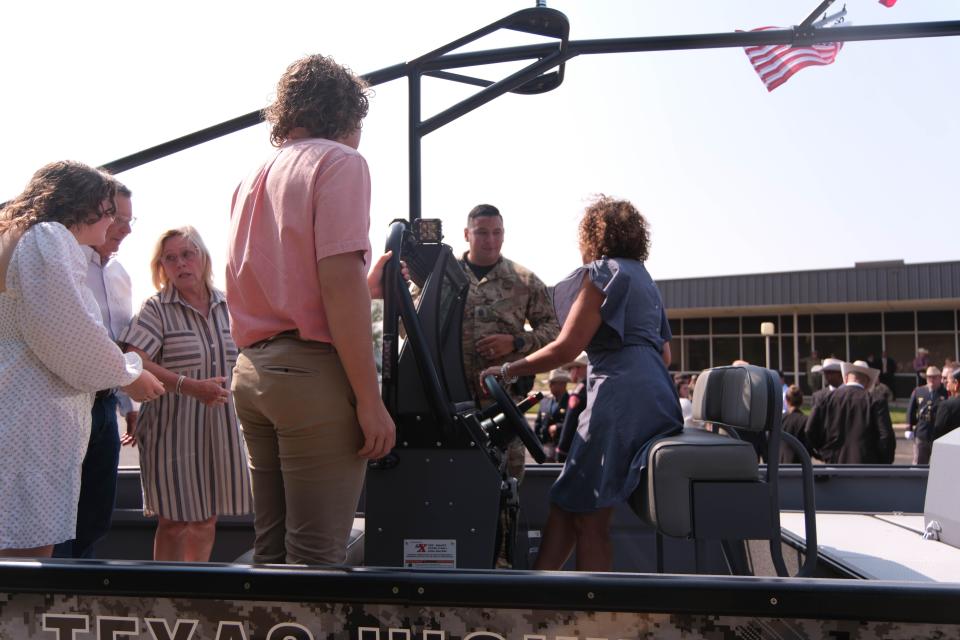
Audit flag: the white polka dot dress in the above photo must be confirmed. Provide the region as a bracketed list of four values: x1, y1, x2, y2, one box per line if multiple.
[0, 222, 142, 549]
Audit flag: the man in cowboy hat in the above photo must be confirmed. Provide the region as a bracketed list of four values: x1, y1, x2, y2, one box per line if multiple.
[534, 368, 571, 462]
[806, 360, 896, 464]
[906, 364, 948, 464]
[811, 357, 846, 410]
[556, 352, 588, 463]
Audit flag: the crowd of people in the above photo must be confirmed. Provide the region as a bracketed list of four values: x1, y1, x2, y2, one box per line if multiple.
[2, 51, 956, 573]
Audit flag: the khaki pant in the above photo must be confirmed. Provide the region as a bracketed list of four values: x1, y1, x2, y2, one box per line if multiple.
[232, 338, 365, 565]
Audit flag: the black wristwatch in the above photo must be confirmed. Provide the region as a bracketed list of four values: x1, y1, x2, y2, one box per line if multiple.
[513, 335, 525, 353]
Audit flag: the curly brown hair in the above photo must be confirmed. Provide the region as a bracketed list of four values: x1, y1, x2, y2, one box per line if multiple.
[0, 161, 117, 234]
[265, 54, 370, 147]
[578, 195, 650, 263]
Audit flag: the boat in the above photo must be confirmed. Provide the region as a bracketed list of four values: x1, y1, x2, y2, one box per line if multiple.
[4, 3, 960, 638]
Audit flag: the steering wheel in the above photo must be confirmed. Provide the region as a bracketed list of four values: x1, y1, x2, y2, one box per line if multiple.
[483, 375, 547, 464]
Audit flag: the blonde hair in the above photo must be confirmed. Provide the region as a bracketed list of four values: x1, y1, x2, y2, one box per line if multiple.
[150, 226, 214, 292]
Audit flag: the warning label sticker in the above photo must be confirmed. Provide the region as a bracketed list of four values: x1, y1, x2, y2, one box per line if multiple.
[402, 539, 457, 569]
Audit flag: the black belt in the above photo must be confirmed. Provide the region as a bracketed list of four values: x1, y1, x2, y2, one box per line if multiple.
[95, 388, 117, 400]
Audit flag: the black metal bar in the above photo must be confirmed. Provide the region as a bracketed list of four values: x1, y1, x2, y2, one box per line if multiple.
[780, 431, 819, 577]
[419, 49, 571, 137]
[763, 372, 791, 578]
[408, 74, 422, 220]
[800, 0, 837, 30]
[4, 559, 960, 623]
[98, 110, 262, 175]
[380, 223, 404, 415]
[95, 19, 960, 175]
[424, 70, 494, 89]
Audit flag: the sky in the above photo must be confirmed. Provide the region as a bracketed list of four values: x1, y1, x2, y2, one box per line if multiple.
[1, 0, 958, 308]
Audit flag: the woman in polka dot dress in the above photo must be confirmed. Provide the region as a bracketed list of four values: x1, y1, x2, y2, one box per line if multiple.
[0, 161, 164, 558]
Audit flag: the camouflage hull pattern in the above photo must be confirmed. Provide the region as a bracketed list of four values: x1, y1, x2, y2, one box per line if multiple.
[3, 593, 957, 640]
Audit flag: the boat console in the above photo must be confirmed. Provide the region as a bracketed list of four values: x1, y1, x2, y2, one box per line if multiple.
[365, 218, 546, 568]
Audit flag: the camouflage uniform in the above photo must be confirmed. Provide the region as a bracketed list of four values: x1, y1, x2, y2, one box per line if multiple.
[459, 253, 559, 482]
[459, 253, 559, 403]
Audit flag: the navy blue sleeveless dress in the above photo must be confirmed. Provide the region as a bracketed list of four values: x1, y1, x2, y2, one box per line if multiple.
[550, 258, 682, 512]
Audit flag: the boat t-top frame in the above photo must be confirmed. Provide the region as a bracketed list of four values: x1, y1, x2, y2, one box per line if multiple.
[100, 1, 960, 225]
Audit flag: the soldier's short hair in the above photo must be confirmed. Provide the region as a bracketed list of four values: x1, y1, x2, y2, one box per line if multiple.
[467, 203, 501, 224]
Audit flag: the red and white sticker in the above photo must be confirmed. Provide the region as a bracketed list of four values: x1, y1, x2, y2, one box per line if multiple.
[403, 539, 457, 569]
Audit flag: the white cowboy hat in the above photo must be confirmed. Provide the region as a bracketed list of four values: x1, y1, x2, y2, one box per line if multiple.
[925, 365, 943, 377]
[918, 347, 930, 354]
[564, 352, 588, 369]
[810, 364, 823, 373]
[548, 368, 571, 383]
[841, 360, 880, 388]
[821, 358, 845, 372]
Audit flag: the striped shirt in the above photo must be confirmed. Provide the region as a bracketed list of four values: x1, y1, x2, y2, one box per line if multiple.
[120, 286, 252, 521]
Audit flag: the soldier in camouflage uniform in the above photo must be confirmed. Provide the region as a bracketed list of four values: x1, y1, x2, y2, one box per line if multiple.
[460, 204, 559, 482]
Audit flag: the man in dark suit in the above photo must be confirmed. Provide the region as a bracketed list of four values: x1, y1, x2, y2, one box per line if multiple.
[876, 350, 898, 398]
[811, 358, 845, 410]
[806, 360, 896, 464]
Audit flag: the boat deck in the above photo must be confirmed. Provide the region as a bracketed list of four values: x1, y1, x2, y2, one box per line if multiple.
[781, 511, 960, 582]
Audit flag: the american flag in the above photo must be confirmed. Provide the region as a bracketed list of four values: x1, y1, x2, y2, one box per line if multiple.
[744, 24, 845, 92]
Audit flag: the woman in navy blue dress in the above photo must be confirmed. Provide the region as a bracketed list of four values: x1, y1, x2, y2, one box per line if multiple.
[483, 196, 681, 571]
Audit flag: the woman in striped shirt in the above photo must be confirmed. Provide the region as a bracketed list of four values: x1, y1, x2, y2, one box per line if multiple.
[121, 226, 252, 561]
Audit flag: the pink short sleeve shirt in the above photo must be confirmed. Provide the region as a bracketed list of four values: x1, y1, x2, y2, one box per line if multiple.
[227, 138, 372, 348]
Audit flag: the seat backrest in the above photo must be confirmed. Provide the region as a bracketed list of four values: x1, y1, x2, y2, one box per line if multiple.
[691, 364, 781, 432]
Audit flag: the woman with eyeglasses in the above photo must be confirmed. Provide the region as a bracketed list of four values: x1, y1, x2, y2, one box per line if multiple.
[120, 226, 252, 561]
[0, 161, 164, 558]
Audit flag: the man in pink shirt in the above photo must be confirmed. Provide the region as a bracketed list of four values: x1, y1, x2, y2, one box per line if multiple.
[227, 54, 395, 565]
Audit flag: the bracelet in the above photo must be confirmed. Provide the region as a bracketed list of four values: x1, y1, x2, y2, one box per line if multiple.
[175, 374, 186, 395]
[500, 361, 518, 385]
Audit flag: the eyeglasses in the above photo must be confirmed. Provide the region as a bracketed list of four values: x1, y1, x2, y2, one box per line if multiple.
[114, 216, 137, 227]
[161, 248, 200, 265]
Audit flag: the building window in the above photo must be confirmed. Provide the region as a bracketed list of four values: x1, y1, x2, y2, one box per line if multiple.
[683, 318, 709, 335]
[815, 335, 846, 361]
[742, 336, 767, 367]
[712, 317, 739, 334]
[814, 314, 845, 333]
[684, 337, 710, 371]
[848, 312, 882, 332]
[918, 310, 955, 331]
[668, 318, 681, 336]
[885, 311, 915, 331]
[713, 336, 740, 366]
[849, 334, 883, 363]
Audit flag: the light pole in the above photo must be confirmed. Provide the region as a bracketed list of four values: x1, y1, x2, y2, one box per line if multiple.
[761, 322, 776, 369]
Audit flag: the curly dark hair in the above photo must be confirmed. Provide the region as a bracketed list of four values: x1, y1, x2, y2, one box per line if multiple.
[0, 161, 117, 233]
[578, 195, 650, 263]
[786, 384, 804, 409]
[265, 54, 370, 147]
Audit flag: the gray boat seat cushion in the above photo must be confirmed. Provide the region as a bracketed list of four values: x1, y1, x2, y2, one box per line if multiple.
[633, 364, 777, 538]
[691, 364, 781, 432]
